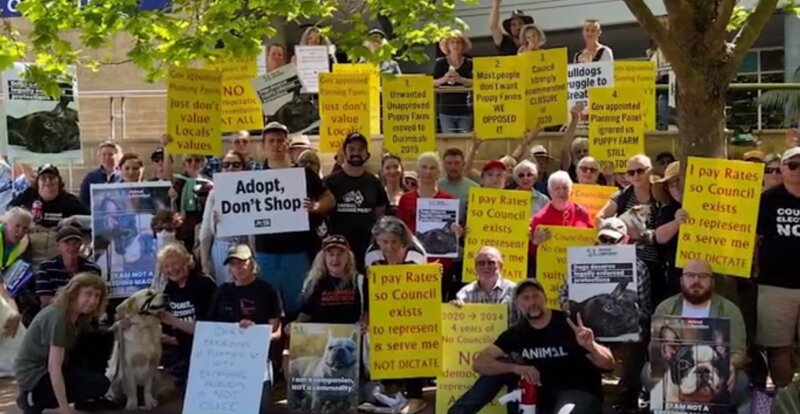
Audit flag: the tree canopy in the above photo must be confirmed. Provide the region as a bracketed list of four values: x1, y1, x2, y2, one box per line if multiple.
[0, 0, 470, 96]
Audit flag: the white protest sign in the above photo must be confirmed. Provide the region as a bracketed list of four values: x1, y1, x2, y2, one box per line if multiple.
[416, 198, 460, 259]
[567, 61, 614, 110]
[251, 65, 303, 117]
[295, 45, 331, 94]
[183, 322, 271, 414]
[668, 70, 676, 108]
[213, 168, 309, 237]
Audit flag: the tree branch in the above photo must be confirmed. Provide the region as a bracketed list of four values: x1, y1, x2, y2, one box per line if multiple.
[622, 0, 686, 75]
[714, 0, 736, 35]
[730, 0, 778, 68]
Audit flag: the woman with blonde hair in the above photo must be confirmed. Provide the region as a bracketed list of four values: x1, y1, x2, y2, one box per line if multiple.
[575, 19, 614, 63]
[291, 26, 337, 67]
[517, 24, 546, 53]
[434, 30, 474, 133]
[15, 273, 116, 414]
[154, 242, 217, 389]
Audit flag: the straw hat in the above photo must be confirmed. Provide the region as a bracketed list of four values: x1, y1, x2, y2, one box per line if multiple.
[439, 30, 473, 55]
[652, 161, 680, 203]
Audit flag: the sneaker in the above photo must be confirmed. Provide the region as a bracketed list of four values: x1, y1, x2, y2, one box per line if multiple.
[17, 392, 42, 414]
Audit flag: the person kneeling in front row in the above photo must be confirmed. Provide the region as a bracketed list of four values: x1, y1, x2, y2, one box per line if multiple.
[454, 279, 614, 414]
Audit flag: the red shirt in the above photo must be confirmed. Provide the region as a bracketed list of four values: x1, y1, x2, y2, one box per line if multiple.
[396, 189, 454, 233]
[529, 201, 594, 256]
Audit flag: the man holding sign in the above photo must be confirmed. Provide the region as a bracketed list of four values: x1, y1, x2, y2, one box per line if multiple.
[254, 122, 335, 318]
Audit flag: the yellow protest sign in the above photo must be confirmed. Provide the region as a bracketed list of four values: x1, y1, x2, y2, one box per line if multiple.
[473, 56, 526, 139]
[614, 61, 656, 131]
[318, 73, 372, 153]
[536, 226, 596, 309]
[464, 188, 531, 282]
[571, 184, 618, 222]
[382, 75, 436, 158]
[676, 157, 763, 277]
[333, 63, 381, 136]
[437, 304, 507, 414]
[166, 67, 222, 156]
[207, 57, 264, 132]
[369, 264, 442, 379]
[588, 87, 647, 172]
[524, 48, 568, 129]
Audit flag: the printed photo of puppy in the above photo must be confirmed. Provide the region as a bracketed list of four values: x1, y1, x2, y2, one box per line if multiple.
[287, 323, 361, 413]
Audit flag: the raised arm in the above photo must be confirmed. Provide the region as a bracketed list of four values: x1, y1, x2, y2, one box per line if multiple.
[489, 0, 504, 47]
[560, 104, 583, 170]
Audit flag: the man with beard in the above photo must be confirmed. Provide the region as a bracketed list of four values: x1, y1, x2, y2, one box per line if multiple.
[323, 132, 388, 269]
[642, 260, 749, 412]
[451, 279, 613, 414]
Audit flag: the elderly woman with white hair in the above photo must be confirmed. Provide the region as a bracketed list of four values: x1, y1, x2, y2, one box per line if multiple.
[396, 152, 456, 233]
[528, 171, 594, 275]
[574, 156, 614, 185]
[0, 207, 33, 336]
[512, 160, 550, 215]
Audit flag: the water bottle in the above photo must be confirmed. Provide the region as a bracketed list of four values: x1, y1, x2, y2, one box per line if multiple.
[32, 200, 42, 222]
[447, 65, 456, 85]
[519, 377, 537, 414]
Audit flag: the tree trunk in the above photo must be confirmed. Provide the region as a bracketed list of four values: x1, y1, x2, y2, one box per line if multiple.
[676, 72, 730, 161]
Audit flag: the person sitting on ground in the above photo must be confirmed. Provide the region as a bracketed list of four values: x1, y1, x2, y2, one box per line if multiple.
[35, 226, 102, 308]
[467, 279, 613, 414]
[15, 273, 127, 414]
[0, 207, 33, 329]
[642, 259, 750, 414]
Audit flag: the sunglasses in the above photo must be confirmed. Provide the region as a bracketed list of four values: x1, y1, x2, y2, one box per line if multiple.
[783, 161, 800, 171]
[765, 167, 781, 174]
[579, 166, 598, 173]
[476, 260, 498, 267]
[222, 161, 243, 169]
[626, 168, 649, 176]
[517, 172, 535, 179]
[405, 179, 419, 187]
[598, 236, 620, 244]
[186, 157, 204, 164]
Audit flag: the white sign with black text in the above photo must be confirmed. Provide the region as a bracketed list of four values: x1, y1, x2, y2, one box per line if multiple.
[213, 169, 309, 237]
[294, 45, 331, 94]
[416, 198, 460, 258]
[567, 245, 640, 342]
[567, 61, 614, 111]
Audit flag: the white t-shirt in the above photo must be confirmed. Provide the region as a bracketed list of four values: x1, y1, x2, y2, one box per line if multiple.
[681, 300, 711, 318]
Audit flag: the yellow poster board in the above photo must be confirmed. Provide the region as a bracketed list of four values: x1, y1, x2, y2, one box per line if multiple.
[318, 73, 372, 153]
[463, 188, 531, 282]
[166, 67, 222, 156]
[614, 60, 656, 132]
[524, 48, 568, 129]
[206, 57, 264, 132]
[333, 63, 381, 136]
[368, 264, 442, 379]
[571, 184, 618, 223]
[473, 56, 526, 139]
[382, 75, 436, 158]
[676, 157, 763, 277]
[536, 226, 596, 309]
[437, 304, 507, 414]
[588, 87, 647, 172]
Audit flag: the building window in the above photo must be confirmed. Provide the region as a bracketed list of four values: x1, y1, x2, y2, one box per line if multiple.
[728, 48, 786, 130]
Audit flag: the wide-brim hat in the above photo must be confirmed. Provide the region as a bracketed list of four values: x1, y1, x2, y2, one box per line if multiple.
[439, 30, 473, 55]
[652, 161, 680, 203]
[503, 10, 534, 35]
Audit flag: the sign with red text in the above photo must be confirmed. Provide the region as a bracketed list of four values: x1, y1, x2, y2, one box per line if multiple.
[368, 264, 442, 379]
[676, 157, 762, 277]
[464, 188, 531, 282]
[166, 67, 222, 156]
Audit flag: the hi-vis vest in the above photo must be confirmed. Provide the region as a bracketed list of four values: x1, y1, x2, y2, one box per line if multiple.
[0, 225, 29, 272]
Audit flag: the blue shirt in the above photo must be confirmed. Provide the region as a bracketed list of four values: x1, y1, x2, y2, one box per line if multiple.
[79, 167, 118, 205]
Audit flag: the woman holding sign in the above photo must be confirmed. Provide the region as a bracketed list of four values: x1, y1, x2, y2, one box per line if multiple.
[365, 216, 428, 414]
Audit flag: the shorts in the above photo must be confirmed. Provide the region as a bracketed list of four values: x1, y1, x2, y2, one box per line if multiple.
[756, 285, 800, 347]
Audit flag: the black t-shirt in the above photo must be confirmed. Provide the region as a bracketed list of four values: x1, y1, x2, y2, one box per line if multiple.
[433, 57, 473, 115]
[255, 163, 326, 254]
[207, 278, 283, 324]
[324, 171, 388, 258]
[163, 272, 217, 352]
[495, 34, 518, 56]
[300, 275, 363, 324]
[9, 188, 89, 228]
[494, 311, 603, 402]
[757, 185, 800, 288]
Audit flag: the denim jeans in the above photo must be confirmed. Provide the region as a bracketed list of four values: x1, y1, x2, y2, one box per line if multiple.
[439, 114, 473, 133]
[255, 252, 310, 318]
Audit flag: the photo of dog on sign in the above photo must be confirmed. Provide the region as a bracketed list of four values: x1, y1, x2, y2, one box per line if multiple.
[649, 316, 731, 414]
[287, 323, 361, 414]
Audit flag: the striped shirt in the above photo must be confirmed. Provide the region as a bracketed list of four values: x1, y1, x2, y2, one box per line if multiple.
[456, 276, 520, 325]
[35, 256, 102, 298]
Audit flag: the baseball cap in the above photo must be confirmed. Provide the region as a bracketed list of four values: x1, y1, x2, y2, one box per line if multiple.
[781, 147, 800, 163]
[223, 244, 254, 265]
[263, 121, 289, 135]
[343, 132, 368, 147]
[482, 160, 506, 173]
[743, 150, 765, 162]
[57, 225, 83, 243]
[597, 217, 628, 241]
[322, 234, 350, 251]
[37, 163, 60, 177]
[515, 279, 545, 298]
[151, 147, 165, 162]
